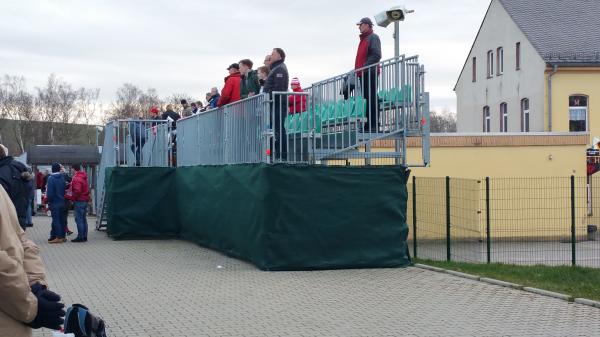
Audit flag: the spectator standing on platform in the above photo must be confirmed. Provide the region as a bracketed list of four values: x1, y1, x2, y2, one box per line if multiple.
[0, 184, 65, 337]
[129, 111, 147, 166]
[239, 59, 261, 99]
[208, 88, 220, 109]
[217, 63, 241, 107]
[46, 163, 66, 243]
[161, 104, 181, 130]
[288, 77, 307, 114]
[355, 17, 382, 132]
[263, 48, 290, 160]
[181, 99, 192, 117]
[68, 164, 89, 243]
[257, 66, 269, 93]
[0, 144, 31, 231]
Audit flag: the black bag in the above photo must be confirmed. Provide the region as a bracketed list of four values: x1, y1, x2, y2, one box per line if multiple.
[64, 304, 107, 337]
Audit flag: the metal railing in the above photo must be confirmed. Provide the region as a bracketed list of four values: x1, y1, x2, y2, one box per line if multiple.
[260, 56, 429, 165]
[408, 176, 600, 268]
[177, 94, 269, 166]
[95, 119, 172, 211]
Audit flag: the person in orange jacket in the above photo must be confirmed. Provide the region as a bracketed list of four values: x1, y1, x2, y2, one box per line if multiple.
[288, 77, 307, 114]
[217, 63, 242, 107]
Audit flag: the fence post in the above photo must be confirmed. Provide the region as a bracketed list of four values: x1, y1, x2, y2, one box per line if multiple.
[412, 175, 417, 259]
[486, 177, 491, 264]
[446, 176, 451, 262]
[571, 175, 576, 266]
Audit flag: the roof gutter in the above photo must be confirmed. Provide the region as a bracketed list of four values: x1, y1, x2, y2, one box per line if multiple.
[547, 64, 558, 132]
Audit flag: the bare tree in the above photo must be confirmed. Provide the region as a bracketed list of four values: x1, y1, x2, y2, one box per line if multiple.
[430, 109, 457, 133]
[0, 75, 35, 152]
[107, 84, 162, 121]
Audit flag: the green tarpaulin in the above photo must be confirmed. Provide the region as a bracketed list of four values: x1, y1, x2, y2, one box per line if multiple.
[106, 164, 411, 270]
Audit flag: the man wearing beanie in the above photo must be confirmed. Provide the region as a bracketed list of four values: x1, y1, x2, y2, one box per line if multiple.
[288, 77, 307, 114]
[46, 163, 66, 243]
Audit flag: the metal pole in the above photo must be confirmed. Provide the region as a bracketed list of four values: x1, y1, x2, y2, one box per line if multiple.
[412, 175, 417, 259]
[394, 21, 402, 165]
[446, 176, 451, 261]
[571, 175, 576, 266]
[486, 177, 491, 264]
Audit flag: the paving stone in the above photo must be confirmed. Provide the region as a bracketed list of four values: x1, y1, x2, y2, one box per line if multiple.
[24, 214, 600, 337]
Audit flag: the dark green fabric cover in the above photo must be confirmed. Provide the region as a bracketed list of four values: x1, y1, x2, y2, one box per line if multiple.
[106, 167, 179, 239]
[105, 164, 411, 270]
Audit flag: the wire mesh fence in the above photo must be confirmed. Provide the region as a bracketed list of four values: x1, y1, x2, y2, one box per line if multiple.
[408, 176, 600, 268]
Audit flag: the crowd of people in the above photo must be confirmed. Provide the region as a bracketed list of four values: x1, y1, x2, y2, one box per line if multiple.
[131, 17, 383, 162]
[0, 144, 90, 244]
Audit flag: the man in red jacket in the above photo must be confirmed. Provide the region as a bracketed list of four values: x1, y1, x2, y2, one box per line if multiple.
[69, 164, 90, 242]
[355, 17, 382, 132]
[217, 63, 242, 107]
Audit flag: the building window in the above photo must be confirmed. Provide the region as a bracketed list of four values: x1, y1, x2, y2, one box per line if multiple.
[472, 57, 477, 82]
[569, 95, 588, 132]
[500, 102, 508, 132]
[483, 106, 490, 132]
[521, 98, 530, 132]
[516, 42, 521, 70]
[497, 47, 504, 75]
[487, 50, 494, 78]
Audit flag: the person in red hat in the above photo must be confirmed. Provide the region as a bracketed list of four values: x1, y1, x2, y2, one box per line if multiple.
[217, 64, 241, 107]
[288, 77, 307, 114]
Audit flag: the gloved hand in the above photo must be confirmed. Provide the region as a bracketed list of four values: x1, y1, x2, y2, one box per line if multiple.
[27, 283, 65, 330]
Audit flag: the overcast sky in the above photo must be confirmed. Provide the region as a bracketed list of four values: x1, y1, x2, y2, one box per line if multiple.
[0, 0, 490, 113]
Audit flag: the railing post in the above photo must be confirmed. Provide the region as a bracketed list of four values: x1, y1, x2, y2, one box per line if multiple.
[412, 175, 417, 259]
[486, 177, 491, 264]
[446, 176, 451, 262]
[571, 175, 576, 266]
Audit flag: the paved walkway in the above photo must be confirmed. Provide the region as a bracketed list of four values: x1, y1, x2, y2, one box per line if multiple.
[27, 214, 600, 337]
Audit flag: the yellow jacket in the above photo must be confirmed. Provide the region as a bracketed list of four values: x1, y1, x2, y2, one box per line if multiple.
[0, 185, 47, 337]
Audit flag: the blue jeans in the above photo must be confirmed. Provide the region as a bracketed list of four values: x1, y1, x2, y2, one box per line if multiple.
[25, 198, 32, 225]
[50, 203, 65, 238]
[74, 201, 88, 240]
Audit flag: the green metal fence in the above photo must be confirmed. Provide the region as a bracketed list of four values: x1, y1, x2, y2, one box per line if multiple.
[408, 176, 600, 268]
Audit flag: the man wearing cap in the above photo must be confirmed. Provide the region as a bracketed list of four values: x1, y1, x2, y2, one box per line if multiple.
[217, 63, 242, 107]
[355, 17, 382, 132]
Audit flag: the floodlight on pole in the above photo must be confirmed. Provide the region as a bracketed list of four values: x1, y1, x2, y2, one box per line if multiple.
[374, 5, 414, 165]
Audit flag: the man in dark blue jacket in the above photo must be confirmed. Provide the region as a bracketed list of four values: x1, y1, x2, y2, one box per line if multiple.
[46, 163, 66, 243]
[263, 48, 290, 161]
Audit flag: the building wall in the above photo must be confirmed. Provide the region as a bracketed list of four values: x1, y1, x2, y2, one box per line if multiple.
[455, 0, 546, 133]
[374, 134, 589, 240]
[546, 68, 600, 143]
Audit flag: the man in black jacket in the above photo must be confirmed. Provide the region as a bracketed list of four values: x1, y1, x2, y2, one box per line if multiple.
[263, 48, 290, 161]
[0, 144, 31, 230]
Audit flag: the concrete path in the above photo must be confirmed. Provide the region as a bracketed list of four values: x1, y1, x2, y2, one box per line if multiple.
[25, 214, 599, 337]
